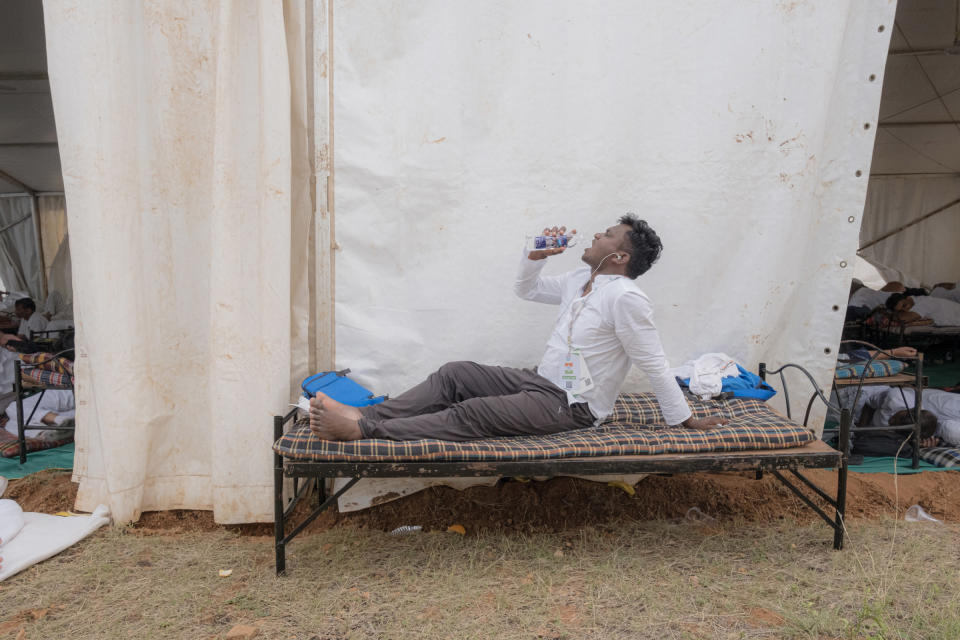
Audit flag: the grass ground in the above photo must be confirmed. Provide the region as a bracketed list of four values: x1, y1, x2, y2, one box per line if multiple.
[2, 518, 959, 640]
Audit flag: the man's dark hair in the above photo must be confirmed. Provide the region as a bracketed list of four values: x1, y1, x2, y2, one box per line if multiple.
[618, 214, 663, 279]
[14, 297, 35, 312]
[890, 409, 938, 438]
[885, 292, 909, 311]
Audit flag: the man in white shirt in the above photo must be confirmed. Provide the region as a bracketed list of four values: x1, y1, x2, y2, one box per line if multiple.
[309, 215, 727, 441]
[0, 299, 48, 347]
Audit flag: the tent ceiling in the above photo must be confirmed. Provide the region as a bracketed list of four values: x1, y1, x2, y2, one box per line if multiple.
[872, 0, 960, 177]
[0, 0, 61, 194]
[1, 1, 957, 189]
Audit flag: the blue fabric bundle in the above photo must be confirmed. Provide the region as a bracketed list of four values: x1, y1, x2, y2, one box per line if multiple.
[677, 364, 776, 401]
[301, 369, 387, 407]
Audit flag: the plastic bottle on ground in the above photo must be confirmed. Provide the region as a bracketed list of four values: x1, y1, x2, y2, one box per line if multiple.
[904, 504, 941, 523]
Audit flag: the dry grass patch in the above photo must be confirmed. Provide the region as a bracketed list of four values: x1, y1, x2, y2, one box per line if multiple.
[1, 518, 959, 639]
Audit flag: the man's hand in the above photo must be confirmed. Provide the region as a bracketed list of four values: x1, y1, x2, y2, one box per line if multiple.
[919, 436, 940, 449]
[890, 346, 917, 359]
[682, 416, 730, 431]
[528, 247, 565, 261]
[527, 225, 576, 261]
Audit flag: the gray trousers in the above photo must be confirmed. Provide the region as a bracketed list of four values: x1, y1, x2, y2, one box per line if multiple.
[357, 361, 595, 441]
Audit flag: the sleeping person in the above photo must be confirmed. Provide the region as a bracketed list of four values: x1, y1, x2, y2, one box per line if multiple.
[886, 292, 960, 326]
[851, 386, 960, 457]
[848, 282, 892, 310]
[1, 389, 75, 439]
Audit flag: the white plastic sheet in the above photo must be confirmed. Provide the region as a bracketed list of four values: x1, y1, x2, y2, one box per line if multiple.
[331, 0, 895, 428]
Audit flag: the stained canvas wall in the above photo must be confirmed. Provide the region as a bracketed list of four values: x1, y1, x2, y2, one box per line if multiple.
[329, 1, 897, 427]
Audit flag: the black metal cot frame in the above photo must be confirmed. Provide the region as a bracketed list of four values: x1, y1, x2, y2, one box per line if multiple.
[828, 340, 925, 469]
[13, 349, 75, 465]
[273, 362, 851, 575]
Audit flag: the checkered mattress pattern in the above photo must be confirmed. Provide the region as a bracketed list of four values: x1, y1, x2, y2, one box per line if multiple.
[835, 359, 906, 380]
[920, 447, 960, 469]
[274, 393, 815, 462]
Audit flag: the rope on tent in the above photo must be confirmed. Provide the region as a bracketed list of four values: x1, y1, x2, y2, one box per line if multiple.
[859, 195, 960, 252]
[0, 213, 33, 237]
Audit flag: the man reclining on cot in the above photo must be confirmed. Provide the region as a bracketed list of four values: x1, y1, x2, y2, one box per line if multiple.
[309, 215, 728, 442]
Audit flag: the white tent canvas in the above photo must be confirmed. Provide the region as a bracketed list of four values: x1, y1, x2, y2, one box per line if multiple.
[16, 0, 907, 523]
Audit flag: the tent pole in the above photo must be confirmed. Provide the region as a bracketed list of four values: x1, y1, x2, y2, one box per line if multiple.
[0, 169, 35, 195]
[859, 196, 960, 252]
[30, 194, 48, 300]
[312, 0, 335, 371]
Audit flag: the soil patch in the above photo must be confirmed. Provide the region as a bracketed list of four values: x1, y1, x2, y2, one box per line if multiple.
[6, 467, 959, 534]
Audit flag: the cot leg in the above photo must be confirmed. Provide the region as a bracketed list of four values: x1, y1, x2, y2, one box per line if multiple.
[833, 408, 851, 550]
[912, 354, 923, 470]
[273, 415, 286, 575]
[15, 360, 25, 465]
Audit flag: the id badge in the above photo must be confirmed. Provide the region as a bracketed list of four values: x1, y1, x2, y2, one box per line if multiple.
[559, 348, 594, 397]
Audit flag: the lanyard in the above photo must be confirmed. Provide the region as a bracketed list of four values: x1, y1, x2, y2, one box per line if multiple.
[566, 286, 596, 353]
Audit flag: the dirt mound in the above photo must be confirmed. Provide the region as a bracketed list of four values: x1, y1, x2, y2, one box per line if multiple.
[6, 467, 959, 534]
[4, 469, 76, 513]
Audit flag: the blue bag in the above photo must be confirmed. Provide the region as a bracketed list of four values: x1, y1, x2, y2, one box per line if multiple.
[301, 369, 387, 407]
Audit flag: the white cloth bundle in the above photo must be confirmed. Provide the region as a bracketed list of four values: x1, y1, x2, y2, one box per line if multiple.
[670, 353, 741, 400]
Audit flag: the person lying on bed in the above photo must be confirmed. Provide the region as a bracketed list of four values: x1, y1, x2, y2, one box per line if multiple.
[852, 405, 940, 459]
[837, 343, 916, 364]
[309, 215, 728, 441]
[853, 385, 960, 451]
[0, 389, 76, 437]
[885, 292, 960, 326]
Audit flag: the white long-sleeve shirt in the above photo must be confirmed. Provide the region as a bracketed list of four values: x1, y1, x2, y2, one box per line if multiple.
[866, 386, 960, 446]
[17, 312, 47, 338]
[514, 252, 692, 425]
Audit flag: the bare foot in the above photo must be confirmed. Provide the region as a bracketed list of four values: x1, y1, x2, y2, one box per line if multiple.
[309, 396, 363, 441]
[314, 392, 363, 420]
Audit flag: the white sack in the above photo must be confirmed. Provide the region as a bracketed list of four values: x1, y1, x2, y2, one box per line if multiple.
[44, 1, 301, 524]
[0, 504, 110, 582]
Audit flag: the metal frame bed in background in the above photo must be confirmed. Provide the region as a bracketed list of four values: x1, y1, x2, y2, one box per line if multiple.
[12, 349, 75, 464]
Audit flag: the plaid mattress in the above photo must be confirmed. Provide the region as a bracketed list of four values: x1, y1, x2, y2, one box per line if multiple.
[19, 352, 74, 375]
[835, 359, 906, 380]
[0, 428, 73, 458]
[274, 393, 815, 462]
[22, 368, 74, 388]
[920, 447, 960, 469]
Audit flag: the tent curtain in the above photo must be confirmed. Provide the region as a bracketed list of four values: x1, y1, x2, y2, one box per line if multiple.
[860, 177, 960, 287]
[37, 194, 71, 306]
[0, 196, 42, 298]
[44, 0, 312, 524]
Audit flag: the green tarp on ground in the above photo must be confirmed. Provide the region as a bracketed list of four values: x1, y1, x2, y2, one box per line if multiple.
[0, 444, 74, 480]
[848, 455, 953, 475]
